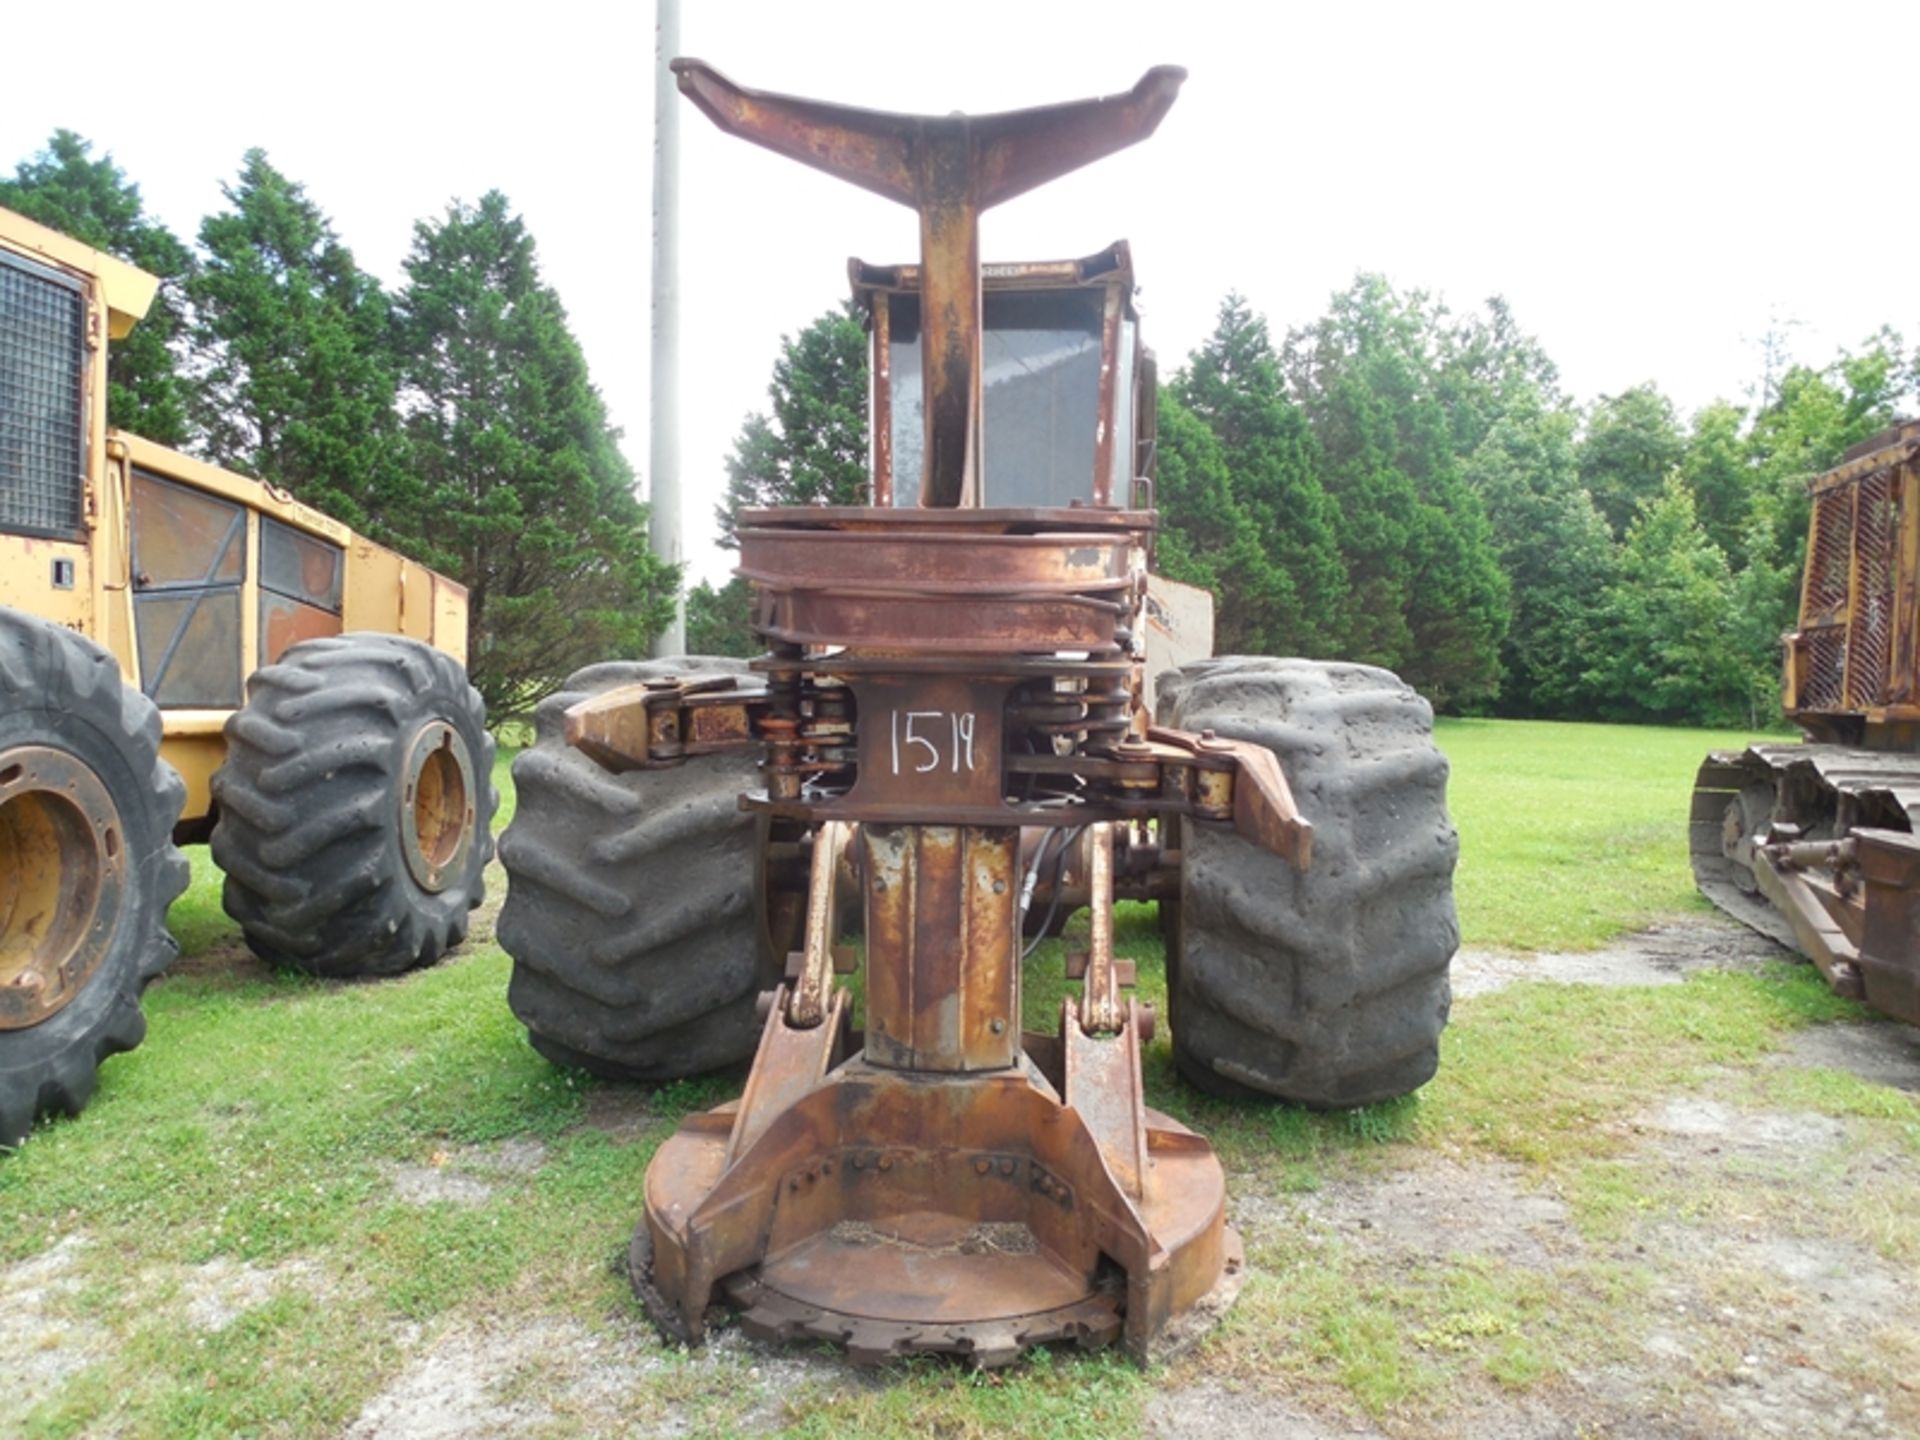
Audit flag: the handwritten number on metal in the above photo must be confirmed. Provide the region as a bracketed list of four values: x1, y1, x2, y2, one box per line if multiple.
[890, 710, 977, 776]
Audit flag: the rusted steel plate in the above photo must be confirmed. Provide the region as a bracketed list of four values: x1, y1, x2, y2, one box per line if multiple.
[0, 745, 127, 1030]
[1855, 828, 1920, 1025]
[754, 590, 1124, 654]
[847, 674, 1008, 815]
[740, 504, 1156, 535]
[638, 1058, 1235, 1364]
[861, 825, 1019, 1072]
[736, 528, 1132, 591]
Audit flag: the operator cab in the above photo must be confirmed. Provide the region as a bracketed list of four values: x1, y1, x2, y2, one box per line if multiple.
[853, 243, 1154, 511]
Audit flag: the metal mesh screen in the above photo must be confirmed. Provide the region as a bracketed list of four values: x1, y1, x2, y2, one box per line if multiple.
[1846, 467, 1897, 707]
[1805, 486, 1854, 618]
[0, 251, 85, 537]
[1803, 626, 1847, 711]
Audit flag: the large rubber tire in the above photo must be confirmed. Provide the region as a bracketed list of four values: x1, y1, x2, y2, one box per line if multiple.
[498, 658, 787, 1081]
[211, 634, 495, 978]
[1157, 657, 1458, 1108]
[0, 606, 189, 1146]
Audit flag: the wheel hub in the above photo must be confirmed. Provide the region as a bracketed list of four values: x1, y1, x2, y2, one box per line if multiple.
[0, 746, 126, 1029]
[400, 722, 475, 893]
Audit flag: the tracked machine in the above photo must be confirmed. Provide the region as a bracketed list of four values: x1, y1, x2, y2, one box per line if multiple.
[498, 63, 1458, 1364]
[1693, 420, 1920, 1025]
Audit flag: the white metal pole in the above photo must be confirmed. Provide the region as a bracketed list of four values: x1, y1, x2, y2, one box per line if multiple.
[649, 0, 685, 656]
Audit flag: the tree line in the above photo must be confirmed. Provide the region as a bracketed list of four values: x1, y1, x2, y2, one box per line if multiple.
[2, 132, 675, 719]
[15, 129, 1913, 728]
[699, 286, 1916, 727]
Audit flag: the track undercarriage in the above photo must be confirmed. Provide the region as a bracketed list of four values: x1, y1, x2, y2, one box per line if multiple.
[1692, 745, 1920, 1024]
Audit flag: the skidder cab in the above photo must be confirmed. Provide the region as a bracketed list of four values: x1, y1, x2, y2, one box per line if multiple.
[497, 61, 1459, 1365]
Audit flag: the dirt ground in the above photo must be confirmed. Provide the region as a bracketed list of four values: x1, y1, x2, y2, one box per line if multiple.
[7, 915, 1918, 1439]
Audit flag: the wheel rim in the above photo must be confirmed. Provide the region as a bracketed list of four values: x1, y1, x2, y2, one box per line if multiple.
[0, 746, 127, 1030]
[400, 722, 476, 893]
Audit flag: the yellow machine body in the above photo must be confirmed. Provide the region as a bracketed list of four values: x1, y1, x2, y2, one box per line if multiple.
[0, 205, 468, 830]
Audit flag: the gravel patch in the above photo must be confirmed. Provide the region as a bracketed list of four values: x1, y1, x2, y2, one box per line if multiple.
[1639, 1097, 1848, 1156]
[176, 1255, 327, 1331]
[1777, 1022, 1920, 1092]
[1291, 1157, 1574, 1270]
[383, 1138, 548, 1207]
[1143, 1379, 1381, 1438]
[1453, 916, 1789, 999]
[0, 1236, 107, 1426]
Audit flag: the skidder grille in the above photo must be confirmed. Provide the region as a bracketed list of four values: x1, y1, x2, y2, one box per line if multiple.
[0, 251, 85, 538]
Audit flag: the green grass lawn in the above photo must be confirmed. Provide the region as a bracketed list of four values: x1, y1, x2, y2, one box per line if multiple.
[3, 718, 1908, 1439]
[1437, 717, 1774, 950]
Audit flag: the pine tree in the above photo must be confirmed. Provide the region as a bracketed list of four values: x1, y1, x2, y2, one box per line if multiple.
[188, 150, 403, 533]
[1283, 276, 1509, 707]
[1, 131, 192, 444]
[1462, 399, 1614, 715]
[1174, 295, 1346, 654]
[716, 303, 869, 545]
[1153, 388, 1304, 656]
[1585, 476, 1749, 725]
[391, 191, 676, 717]
[685, 578, 758, 658]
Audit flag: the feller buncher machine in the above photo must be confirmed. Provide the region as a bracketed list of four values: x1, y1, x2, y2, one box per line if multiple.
[0, 206, 495, 1146]
[1693, 419, 1920, 1025]
[497, 64, 1458, 1365]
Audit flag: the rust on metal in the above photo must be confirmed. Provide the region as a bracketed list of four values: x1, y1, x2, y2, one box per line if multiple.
[674, 60, 1183, 508]
[398, 720, 476, 894]
[612, 59, 1258, 1368]
[563, 674, 764, 772]
[1077, 822, 1123, 1035]
[1695, 421, 1920, 1026]
[0, 745, 127, 1030]
[787, 820, 851, 1028]
[860, 824, 1020, 1072]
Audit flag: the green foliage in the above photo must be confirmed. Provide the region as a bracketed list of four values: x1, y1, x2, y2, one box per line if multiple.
[1171, 295, 1347, 654]
[390, 192, 676, 718]
[1577, 384, 1687, 538]
[188, 150, 404, 536]
[694, 304, 870, 656]
[716, 302, 868, 546]
[0, 131, 192, 444]
[684, 576, 758, 658]
[1155, 273, 1912, 726]
[1584, 477, 1754, 725]
[1463, 398, 1614, 716]
[1282, 276, 1511, 708]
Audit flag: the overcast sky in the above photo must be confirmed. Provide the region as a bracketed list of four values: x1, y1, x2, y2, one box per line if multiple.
[7, 1, 1916, 584]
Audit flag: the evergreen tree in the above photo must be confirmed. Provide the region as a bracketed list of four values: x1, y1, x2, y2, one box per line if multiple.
[685, 578, 758, 658]
[694, 304, 870, 655]
[1676, 400, 1753, 562]
[0, 131, 192, 444]
[1585, 476, 1750, 725]
[1577, 384, 1686, 538]
[1174, 295, 1346, 654]
[1283, 276, 1509, 707]
[1153, 388, 1306, 656]
[716, 303, 868, 545]
[392, 191, 676, 718]
[1433, 294, 1563, 456]
[188, 150, 402, 533]
[1463, 398, 1614, 716]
